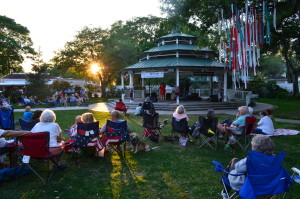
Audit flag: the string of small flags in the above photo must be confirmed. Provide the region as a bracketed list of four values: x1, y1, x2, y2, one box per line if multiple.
[218, 0, 277, 89]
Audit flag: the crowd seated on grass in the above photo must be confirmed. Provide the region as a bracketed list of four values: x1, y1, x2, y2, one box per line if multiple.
[115, 99, 128, 115]
[217, 106, 252, 143]
[64, 112, 102, 156]
[31, 109, 66, 169]
[220, 135, 276, 197]
[97, 110, 132, 156]
[254, 111, 275, 135]
[0, 129, 30, 168]
[23, 106, 33, 122]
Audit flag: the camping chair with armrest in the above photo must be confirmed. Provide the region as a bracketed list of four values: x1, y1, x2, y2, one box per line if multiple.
[115, 102, 128, 115]
[171, 117, 190, 139]
[197, 116, 219, 150]
[0, 107, 14, 130]
[19, 118, 39, 131]
[101, 120, 130, 157]
[17, 132, 62, 183]
[213, 150, 294, 199]
[229, 116, 256, 151]
[236, 116, 256, 151]
[70, 121, 100, 164]
[142, 112, 163, 142]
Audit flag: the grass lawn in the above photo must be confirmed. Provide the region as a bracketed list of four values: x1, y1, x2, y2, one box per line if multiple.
[255, 98, 300, 120]
[1, 110, 300, 199]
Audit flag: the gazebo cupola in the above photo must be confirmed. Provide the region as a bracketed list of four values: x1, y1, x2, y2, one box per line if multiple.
[138, 30, 217, 62]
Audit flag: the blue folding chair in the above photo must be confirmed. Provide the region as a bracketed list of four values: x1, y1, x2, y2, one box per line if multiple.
[213, 150, 294, 199]
[19, 118, 39, 131]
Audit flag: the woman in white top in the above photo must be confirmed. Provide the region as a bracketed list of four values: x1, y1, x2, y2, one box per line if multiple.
[254, 111, 275, 135]
[31, 109, 65, 167]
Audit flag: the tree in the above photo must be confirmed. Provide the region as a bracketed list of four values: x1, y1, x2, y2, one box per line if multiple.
[160, 0, 300, 95]
[26, 49, 51, 99]
[51, 79, 72, 92]
[0, 15, 35, 76]
[52, 25, 138, 95]
[258, 55, 286, 79]
[26, 73, 50, 99]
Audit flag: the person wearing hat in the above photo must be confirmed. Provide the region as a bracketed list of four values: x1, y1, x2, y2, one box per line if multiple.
[23, 106, 33, 122]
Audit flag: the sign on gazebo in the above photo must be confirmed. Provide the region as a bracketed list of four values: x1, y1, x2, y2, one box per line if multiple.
[141, 71, 164, 78]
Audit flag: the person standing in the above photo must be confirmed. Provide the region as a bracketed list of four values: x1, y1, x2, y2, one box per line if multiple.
[184, 80, 190, 100]
[129, 84, 134, 102]
[159, 82, 166, 102]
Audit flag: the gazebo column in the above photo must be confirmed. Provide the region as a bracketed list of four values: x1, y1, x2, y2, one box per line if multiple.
[141, 78, 145, 99]
[129, 70, 134, 99]
[121, 72, 125, 101]
[121, 72, 125, 90]
[129, 71, 133, 86]
[223, 70, 228, 102]
[210, 75, 213, 96]
[176, 68, 180, 104]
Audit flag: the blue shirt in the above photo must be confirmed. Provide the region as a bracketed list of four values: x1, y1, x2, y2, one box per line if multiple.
[233, 114, 251, 132]
[23, 111, 33, 122]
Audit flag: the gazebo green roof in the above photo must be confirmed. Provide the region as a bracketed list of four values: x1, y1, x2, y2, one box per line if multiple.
[155, 30, 196, 43]
[124, 57, 225, 70]
[139, 44, 217, 58]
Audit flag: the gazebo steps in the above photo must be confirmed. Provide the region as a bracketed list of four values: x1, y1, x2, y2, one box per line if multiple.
[106, 100, 238, 112]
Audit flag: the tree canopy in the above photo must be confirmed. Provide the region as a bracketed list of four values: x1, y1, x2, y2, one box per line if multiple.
[0, 15, 35, 76]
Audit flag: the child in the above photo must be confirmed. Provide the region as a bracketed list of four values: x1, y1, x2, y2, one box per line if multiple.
[134, 103, 142, 116]
[23, 106, 33, 122]
[70, 115, 82, 137]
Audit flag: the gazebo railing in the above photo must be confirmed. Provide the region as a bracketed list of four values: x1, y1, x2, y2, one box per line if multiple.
[226, 89, 252, 105]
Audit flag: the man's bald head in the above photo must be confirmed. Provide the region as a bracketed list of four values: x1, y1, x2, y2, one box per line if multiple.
[111, 110, 120, 121]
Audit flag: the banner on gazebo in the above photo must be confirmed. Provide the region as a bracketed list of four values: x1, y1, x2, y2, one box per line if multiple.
[141, 71, 164, 78]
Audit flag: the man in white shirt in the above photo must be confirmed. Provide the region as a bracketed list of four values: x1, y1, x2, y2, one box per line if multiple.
[254, 111, 275, 135]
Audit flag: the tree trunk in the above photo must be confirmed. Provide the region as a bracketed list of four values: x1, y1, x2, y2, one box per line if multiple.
[292, 70, 299, 97]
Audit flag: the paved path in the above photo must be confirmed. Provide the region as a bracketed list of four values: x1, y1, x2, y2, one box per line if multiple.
[13, 102, 300, 124]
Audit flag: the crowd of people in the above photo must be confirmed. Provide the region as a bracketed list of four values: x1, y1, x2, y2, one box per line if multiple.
[0, 100, 280, 195]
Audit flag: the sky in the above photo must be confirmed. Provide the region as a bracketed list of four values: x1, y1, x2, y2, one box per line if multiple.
[0, 0, 162, 72]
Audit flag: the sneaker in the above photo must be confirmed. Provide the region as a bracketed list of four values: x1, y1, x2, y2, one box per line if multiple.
[221, 190, 229, 199]
[228, 137, 237, 144]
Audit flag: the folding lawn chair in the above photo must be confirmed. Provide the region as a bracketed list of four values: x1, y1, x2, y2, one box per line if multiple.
[142, 112, 162, 142]
[0, 107, 15, 130]
[171, 117, 189, 138]
[71, 121, 100, 164]
[115, 102, 128, 115]
[101, 120, 130, 157]
[231, 116, 256, 151]
[141, 101, 156, 116]
[213, 150, 294, 199]
[17, 132, 62, 183]
[19, 118, 39, 131]
[197, 116, 219, 150]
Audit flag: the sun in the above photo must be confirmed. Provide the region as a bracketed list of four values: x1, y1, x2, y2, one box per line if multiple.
[90, 63, 100, 75]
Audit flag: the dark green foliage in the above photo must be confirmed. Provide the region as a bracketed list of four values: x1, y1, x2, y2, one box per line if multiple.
[247, 75, 291, 98]
[25, 73, 51, 99]
[51, 79, 73, 92]
[0, 15, 35, 75]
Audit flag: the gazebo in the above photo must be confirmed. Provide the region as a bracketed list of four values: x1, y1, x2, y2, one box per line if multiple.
[121, 30, 228, 104]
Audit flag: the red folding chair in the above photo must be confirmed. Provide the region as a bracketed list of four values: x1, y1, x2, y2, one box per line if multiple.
[17, 132, 61, 183]
[235, 116, 257, 151]
[115, 102, 128, 115]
